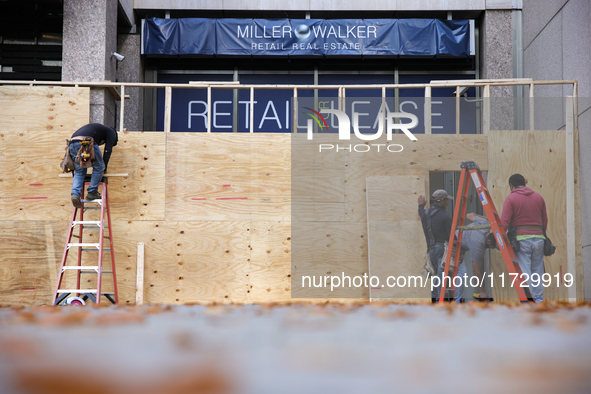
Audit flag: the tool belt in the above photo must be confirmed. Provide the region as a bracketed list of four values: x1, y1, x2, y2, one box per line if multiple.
[72, 136, 96, 168]
[515, 225, 543, 233]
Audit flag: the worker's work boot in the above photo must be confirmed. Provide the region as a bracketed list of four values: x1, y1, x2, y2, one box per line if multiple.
[86, 190, 102, 201]
[71, 193, 82, 208]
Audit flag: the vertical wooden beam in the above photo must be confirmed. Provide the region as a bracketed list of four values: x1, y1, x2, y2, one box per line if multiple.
[529, 83, 535, 131]
[207, 86, 212, 133]
[482, 84, 490, 134]
[293, 88, 298, 133]
[136, 242, 145, 305]
[382, 87, 386, 131]
[456, 85, 460, 135]
[565, 96, 576, 302]
[250, 87, 254, 133]
[164, 86, 172, 133]
[119, 85, 125, 132]
[573, 82, 579, 132]
[424, 86, 431, 134]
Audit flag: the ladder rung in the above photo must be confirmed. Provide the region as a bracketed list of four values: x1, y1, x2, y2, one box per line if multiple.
[62, 266, 99, 270]
[68, 243, 100, 248]
[458, 225, 491, 231]
[82, 199, 102, 203]
[70, 226, 109, 230]
[72, 221, 102, 226]
[81, 248, 111, 252]
[57, 289, 97, 293]
[80, 270, 113, 274]
[84, 207, 101, 210]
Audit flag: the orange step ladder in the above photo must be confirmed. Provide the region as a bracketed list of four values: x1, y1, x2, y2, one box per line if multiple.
[53, 179, 118, 305]
[438, 161, 532, 303]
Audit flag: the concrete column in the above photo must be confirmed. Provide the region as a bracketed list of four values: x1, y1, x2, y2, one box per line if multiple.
[480, 10, 514, 131]
[116, 34, 144, 132]
[62, 0, 118, 127]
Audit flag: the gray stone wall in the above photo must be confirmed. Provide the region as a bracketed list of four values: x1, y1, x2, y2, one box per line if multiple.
[480, 10, 514, 131]
[62, 0, 119, 127]
[116, 34, 144, 132]
[523, 0, 591, 300]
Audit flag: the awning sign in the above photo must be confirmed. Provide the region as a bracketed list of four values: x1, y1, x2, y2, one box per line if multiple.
[143, 18, 470, 57]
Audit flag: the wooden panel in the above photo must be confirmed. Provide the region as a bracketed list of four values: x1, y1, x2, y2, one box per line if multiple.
[108, 132, 166, 221]
[0, 131, 81, 220]
[291, 222, 369, 299]
[291, 172, 345, 203]
[166, 133, 291, 221]
[109, 220, 251, 305]
[367, 176, 429, 300]
[0, 131, 164, 221]
[488, 130, 569, 301]
[366, 175, 424, 222]
[249, 222, 291, 302]
[0, 86, 89, 132]
[0, 221, 68, 306]
[0, 86, 88, 221]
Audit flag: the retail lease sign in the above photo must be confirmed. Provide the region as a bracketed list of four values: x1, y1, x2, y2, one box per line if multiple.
[298, 98, 418, 153]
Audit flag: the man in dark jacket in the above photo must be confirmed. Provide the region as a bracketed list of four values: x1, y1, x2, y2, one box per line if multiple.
[69, 123, 118, 208]
[501, 174, 548, 303]
[418, 189, 456, 302]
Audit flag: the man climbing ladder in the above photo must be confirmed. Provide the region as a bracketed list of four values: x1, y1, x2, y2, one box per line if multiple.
[68, 123, 118, 207]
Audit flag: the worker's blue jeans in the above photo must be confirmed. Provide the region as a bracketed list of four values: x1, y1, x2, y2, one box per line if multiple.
[515, 238, 545, 303]
[70, 142, 105, 197]
[430, 244, 465, 302]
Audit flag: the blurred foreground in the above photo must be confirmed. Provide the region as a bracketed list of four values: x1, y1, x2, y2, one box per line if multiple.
[1, 302, 590, 394]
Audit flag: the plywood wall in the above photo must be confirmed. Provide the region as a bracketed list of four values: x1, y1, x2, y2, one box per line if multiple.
[0, 86, 582, 306]
[0, 87, 90, 220]
[367, 175, 430, 301]
[289, 134, 487, 300]
[0, 86, 89, 305]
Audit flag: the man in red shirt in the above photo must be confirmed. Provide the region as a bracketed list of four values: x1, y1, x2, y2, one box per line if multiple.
[500, 174, 548, 302]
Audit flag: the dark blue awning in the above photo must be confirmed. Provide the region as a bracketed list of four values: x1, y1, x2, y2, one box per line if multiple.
[143, 18, 470, 57]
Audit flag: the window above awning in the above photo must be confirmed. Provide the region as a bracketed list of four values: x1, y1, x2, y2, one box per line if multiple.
[142, 18, 472, 57]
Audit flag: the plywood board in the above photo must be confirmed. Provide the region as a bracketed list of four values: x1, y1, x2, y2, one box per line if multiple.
[0, 221, 68, 306]
[0, 131, 88, 220]
[108, 132, 166, 221]
[0, 86, 89, 132]
[367, 175, 425, 222]
[249, 222, 292, 302]
[367, 175, 430, 300]
[291, 222, 369, 299]
[487, 130, 570, 301]
[166, 133, 291, 221]
[109, 221, 251, 305]
[0, 131, 164, 221]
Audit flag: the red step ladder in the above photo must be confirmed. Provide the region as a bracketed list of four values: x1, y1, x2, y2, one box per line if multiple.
[439, 161, 532, 303]
[53, 180, 118, 305]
